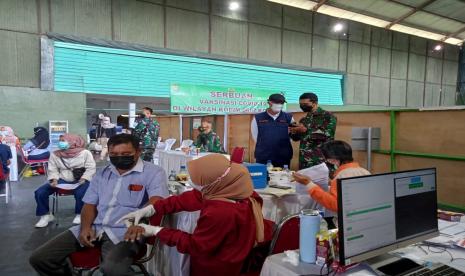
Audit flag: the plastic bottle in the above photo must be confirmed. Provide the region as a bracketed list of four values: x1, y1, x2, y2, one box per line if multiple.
[168, 170, 177, 181]
[179, 165, 187, 175]
[283, 165, 290, 182]
[266, 160, 273, 172]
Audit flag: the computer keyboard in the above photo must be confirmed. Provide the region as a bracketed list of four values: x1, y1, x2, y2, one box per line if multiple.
[407, 264, 465, 276]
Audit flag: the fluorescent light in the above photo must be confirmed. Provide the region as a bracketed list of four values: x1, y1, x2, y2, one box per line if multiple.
[434, 44, 442, 51]
[333, 23, 344, 32]
[229, 1, 240, 11]
[444, 37, 464, 45]
[317, 5, 391, 28]
[390, 24, 445, 41]
[267, 0, 317, 10]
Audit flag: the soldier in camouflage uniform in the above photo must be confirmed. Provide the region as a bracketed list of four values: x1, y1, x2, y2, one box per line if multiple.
[194, 119, 225, 153]
[133, 107, 160, 162]
[290, 93, 337, 170]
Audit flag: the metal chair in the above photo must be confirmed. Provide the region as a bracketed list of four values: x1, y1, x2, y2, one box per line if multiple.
[163, 138, 177, 151]
[17, 146, 49, 181]
[268, 214, 300, 255]
[69, 213, 165, 275]
[0, 165, 11, 204]
[51, 188, 74, 225]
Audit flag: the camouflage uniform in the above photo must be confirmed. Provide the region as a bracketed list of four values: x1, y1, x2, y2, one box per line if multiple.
[291, 107, 337, 169]
[194, 131, 225, 153]
[133, 118, 160, 162]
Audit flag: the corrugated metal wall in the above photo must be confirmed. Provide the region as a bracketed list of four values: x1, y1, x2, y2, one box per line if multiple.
[53, 41, 344, 104]
[0, 0, 461, 108]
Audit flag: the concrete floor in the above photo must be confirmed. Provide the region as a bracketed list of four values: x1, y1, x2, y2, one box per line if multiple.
[0, 175, 80, 276]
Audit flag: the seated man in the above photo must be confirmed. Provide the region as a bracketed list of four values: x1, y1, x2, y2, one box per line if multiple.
[29, 134, 169, 276]
[194, 118, 225, 153]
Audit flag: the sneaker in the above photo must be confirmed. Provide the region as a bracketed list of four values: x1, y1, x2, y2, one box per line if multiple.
[35, 214, 54, 228]
[72, 214, 81, 225]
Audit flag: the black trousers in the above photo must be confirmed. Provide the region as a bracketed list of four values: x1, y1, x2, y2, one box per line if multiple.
[29, 230, 145, 276]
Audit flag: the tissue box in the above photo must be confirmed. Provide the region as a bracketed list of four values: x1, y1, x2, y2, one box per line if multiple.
[243, 163, 267, 189]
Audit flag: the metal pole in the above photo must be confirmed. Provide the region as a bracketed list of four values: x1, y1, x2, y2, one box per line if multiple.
[179, 114, 183, 145]
[367, 127, 372, 171]
[223, 115, 228, 152]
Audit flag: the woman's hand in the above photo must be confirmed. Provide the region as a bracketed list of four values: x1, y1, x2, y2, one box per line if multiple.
[124, 224, 162, 242]
[293, 172, 311, 185]
[116, 205, 156, 226]
[293, 173, 318, 190]
[78, 178, 86, 185]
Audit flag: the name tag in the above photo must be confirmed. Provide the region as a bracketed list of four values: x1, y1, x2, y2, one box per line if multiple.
[128, 184, 143, 191]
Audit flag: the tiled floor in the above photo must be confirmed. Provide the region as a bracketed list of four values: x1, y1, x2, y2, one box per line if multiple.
[0, 175, 78, 275]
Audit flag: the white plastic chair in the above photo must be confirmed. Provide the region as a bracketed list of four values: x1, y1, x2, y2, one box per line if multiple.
[164, 139, 177, 151]
[175, 140, 193, 151]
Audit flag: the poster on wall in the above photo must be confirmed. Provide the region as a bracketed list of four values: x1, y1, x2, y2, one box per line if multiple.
[170, 83, 284, 114]
[49, 121, 69, 149]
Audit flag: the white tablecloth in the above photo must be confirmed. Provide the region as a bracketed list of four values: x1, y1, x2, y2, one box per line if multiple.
[257, 191, 315, 223]
[261, 219, 465, 276]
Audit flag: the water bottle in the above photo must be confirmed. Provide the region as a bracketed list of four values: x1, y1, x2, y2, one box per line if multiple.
[168, 170, 177, 181]
[300, 209, 321, 263]
[266, 160, 273, 172]
[283, 165, 290, 182]
[179, 165, 187, 175]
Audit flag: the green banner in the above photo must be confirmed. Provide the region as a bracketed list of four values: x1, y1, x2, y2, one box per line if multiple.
[170, 83, 284, 114]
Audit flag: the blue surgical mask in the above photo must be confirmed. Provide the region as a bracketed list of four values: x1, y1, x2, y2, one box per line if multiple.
[58, 141, 70, 150]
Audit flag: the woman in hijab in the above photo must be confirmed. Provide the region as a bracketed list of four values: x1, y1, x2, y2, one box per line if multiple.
[34, 134, 96, 228]
[23, 127, 51, 174]
[120, 154, 273, 276]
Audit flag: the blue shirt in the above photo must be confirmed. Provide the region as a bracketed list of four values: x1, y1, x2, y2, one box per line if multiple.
[0, 144, 12, 174]
[23, 141, 50, 157]
[69, 159, 169, 244]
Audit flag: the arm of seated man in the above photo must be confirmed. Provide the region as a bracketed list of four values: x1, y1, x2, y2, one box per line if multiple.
[79, 203, 98, 247]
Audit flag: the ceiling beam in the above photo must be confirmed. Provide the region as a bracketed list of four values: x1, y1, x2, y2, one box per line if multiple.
[387, 0, 465, 26]
[385, 0, 437, 29]
[312, 0, 329, 12]
[441, 25, 465, 42]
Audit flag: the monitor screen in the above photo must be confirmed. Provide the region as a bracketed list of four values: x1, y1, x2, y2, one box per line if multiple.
[337, 168, 438, 265]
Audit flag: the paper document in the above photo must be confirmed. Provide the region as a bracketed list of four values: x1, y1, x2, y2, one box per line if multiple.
[56, 183, 79, 190]
[295, 163, 329, 194]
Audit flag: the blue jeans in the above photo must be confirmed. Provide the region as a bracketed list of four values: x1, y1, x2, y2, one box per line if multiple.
[34, 179, 89, 216]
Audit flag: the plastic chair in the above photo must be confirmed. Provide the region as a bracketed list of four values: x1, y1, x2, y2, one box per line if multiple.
[175, 139, 193, 151]
[268, 214, 300, 255]
[68, 213, 165, 276]
[0, 165, 11, 204]
[163, 138, 177, 151]
[231, 147, 245, 164]
[17, 146, 49, 181]
[51, 188, 74, 225]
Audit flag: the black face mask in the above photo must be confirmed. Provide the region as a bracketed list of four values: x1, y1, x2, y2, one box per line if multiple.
[110, 155, 136, 170]
[300, 104, 313, 112]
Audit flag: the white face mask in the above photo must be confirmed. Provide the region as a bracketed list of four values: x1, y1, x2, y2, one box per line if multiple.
[188, 180, 203, 191]
[271, 104, 283, 113]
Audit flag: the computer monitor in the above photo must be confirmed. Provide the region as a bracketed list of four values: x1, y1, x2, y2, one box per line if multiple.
[337, 168, 438, 266]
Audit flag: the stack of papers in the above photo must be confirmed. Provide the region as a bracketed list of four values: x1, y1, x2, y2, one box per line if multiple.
[56, 183, 79, 190]
[294, 163, 329, 194]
